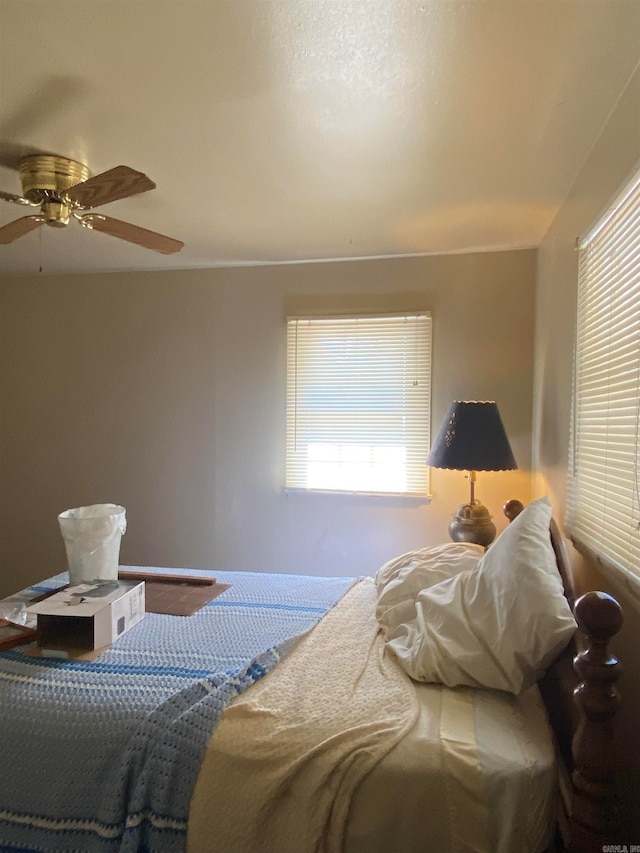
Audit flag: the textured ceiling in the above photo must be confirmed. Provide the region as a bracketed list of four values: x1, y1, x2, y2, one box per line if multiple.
[0, 0, 639, 275]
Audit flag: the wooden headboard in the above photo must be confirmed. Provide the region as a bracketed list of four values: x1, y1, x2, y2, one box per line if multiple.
[504, 500, 623, 853]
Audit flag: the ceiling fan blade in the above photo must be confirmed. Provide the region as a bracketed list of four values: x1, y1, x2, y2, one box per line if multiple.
[66, 165, 156, 209]
[0, 215, 44, 244]
[0, 189, 38, 206]
[82, 214, 184, 254]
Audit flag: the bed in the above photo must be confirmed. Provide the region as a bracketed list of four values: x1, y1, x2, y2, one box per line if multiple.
[0, 497, 623, 853]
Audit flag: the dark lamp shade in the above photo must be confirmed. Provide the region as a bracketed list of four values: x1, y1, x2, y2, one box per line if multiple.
[427, 401, 517, 472]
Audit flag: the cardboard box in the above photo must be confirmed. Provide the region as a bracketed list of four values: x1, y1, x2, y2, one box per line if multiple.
[28, 580, 145, 650]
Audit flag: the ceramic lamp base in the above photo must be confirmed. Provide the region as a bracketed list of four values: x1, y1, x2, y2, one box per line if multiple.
[448, 502, 496, 548]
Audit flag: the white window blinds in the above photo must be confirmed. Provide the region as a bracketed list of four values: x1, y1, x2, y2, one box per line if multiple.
[567, 165, 640, 587]
[286, 313, 432, 495]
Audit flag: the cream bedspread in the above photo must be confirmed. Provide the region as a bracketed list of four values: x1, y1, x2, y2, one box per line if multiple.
[188, 578, 556, 853]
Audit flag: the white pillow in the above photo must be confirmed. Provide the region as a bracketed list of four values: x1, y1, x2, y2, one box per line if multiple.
[379, 497, 577, 694]
[375, 542, 484, 627]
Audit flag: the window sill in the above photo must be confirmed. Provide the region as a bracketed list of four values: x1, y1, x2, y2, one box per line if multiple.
[283, 487, 432, 504]
[570, 536, 640, 615]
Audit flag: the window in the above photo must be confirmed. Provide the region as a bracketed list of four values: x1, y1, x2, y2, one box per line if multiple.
[567, 165, 640, 589]
[286, 313, 432, 496]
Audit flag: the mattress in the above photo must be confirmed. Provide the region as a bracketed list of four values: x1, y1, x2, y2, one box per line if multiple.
[188, 579, 557, 853]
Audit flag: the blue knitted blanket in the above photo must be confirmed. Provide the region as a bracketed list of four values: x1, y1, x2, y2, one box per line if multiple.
[0, 568, 357, 852]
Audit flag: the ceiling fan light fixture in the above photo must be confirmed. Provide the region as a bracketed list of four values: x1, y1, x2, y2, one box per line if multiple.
[42, 199, 72, 227]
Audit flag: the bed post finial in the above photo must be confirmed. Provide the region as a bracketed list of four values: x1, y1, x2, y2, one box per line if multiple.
[569, 591, 623, 852]
[503, 499, 524, 521]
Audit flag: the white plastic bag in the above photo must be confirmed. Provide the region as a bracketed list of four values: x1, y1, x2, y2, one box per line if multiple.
[58, 504, 127, 584]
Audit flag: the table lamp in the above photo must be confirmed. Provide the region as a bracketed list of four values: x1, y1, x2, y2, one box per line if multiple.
[427, 400, 517, 547]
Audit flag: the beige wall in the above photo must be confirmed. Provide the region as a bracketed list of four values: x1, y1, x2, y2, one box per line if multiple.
[0, 249, 534, 598]
[533, 64, 640, 834]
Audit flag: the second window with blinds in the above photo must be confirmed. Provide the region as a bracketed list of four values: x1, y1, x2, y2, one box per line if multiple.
[285, 313, 432, 496]
[567, 163, 640, 590]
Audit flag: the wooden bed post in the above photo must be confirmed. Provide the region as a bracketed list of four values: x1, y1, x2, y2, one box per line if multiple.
[502, 500, 624, 853]
[568, 591, 623, 853]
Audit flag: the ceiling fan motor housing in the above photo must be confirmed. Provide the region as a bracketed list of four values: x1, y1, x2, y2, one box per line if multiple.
[19, 155, 89, 203]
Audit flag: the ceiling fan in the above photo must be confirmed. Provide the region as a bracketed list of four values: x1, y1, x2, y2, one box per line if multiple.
[0, 155, 184, 254]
